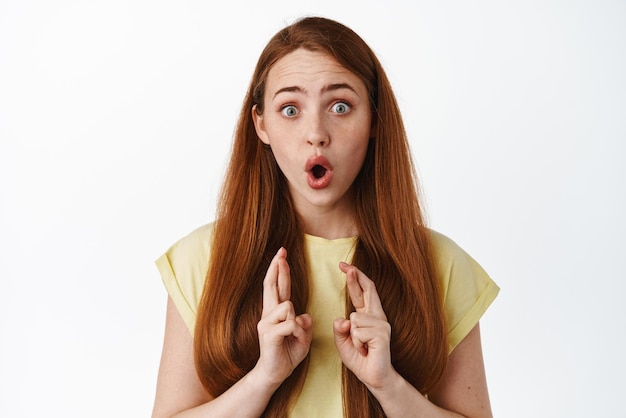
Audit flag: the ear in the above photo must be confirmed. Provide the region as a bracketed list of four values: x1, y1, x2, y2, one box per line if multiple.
[252, 105, 270, 145]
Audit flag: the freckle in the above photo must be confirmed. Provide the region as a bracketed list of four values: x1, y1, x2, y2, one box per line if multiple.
[467, 386, 471, 390]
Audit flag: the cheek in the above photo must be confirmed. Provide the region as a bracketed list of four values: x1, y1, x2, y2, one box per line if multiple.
[268, 143, 295, 174]
[352, 131, 372, 158]
[344, 140, 370, 176]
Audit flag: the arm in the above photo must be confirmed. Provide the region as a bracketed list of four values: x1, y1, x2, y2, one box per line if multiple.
[367, 323, 493, 418]
[152, 248, 313, 418]
[151, 297, 281, 418]
[333, 263, 493, 418]
[427, 323, 493, 417]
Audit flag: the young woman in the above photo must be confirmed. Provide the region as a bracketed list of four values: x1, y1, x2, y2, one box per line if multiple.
[153, 16, 499, 418]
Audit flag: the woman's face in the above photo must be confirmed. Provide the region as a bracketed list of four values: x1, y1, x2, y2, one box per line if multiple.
[253, 48, 373, 222]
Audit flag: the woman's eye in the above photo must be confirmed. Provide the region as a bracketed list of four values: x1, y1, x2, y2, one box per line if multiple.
[331, 102, 350, 114]
[281, 105, 299, 117]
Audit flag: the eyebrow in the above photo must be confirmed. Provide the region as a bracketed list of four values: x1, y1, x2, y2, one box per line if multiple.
[273, 83, 358, 99]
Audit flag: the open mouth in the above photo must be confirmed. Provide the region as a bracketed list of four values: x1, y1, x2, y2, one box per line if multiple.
[306, 156, 333, 189]
[311, 164, 327, 179]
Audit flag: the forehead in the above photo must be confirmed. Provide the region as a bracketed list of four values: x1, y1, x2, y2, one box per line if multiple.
[265, 48, 366, 94]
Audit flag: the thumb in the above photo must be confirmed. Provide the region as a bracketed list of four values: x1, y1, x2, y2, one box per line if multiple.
[333, 318, 352, 350]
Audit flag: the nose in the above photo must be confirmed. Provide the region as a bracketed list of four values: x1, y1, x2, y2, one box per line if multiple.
[305, 112, 330, 147]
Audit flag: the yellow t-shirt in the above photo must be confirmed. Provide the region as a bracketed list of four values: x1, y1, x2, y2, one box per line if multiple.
[155, 223, 499, 417]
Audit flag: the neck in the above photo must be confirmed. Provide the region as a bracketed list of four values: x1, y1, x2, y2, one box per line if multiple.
[296, 206, 357, 240]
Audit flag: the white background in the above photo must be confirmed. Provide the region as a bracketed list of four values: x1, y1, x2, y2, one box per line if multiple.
[1, 0, 624, 416]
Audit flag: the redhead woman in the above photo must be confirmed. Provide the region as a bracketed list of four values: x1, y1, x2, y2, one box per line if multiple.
[152, 16, 499, 418]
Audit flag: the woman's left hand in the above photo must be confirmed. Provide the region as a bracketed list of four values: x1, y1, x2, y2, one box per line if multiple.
[333, 262, 397, 390]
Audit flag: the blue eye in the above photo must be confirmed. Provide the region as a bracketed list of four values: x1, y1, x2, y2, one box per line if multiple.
[331, 102, 350, 114]
[281, 105, 299, 117]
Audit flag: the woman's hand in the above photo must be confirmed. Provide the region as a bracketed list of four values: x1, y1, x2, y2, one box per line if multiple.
[254, 247, 313, 388]
[333, 262, 398, 391]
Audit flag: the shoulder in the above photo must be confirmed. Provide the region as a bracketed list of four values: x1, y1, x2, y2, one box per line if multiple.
[167, 223, 215, 257]
[428, 229, 500, 353]
[429, 229, 470, 267]
[428, 229, 492, 293]
[155, 222, 215, 333]
[159, 223, 215, 281]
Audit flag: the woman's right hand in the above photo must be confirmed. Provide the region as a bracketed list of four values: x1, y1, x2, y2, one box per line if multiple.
[253, 247, 313, 388]
[153, 247, 311, 418]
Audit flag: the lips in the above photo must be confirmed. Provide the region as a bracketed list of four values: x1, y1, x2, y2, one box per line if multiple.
[305, 155, 334, 189]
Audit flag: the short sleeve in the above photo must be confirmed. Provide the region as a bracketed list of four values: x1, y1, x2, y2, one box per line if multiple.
[430, 230, 500, 354]
[155, 223, 214, 334]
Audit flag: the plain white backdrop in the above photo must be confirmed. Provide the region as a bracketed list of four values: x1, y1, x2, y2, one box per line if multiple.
[1, 0, 624, 416]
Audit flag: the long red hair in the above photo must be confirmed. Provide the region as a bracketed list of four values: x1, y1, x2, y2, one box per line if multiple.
[194, 16, 448, 417]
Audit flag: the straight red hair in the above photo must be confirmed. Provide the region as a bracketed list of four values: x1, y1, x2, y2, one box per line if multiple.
[194, 16, 448, 417]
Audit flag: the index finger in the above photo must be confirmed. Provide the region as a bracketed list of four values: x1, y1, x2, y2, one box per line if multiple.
[277, 250, 291, 303]
[339, 262, 386, 319]
[262, 247, 291, 316]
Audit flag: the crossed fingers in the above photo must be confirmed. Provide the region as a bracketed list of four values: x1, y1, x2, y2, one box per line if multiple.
[339, 262, 387, 321]
[257, 248, 312, 381]
[262, 247, 292, 320]
[338, 262, 390, 357]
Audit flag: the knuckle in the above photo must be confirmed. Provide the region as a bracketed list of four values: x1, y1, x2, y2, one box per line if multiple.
[262, 273, 274, 287]
[257, 320, 266, 334]
[281, 258, 290, 273]
[363, 278, 376, 291]
[350, 329, 360, 341]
